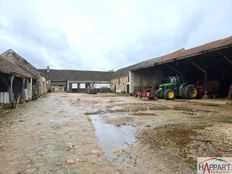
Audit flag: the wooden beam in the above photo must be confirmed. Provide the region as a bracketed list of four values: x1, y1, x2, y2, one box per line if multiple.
[218, 52, 232, 64]
[9, 75, 15, 104]
[223, 55, 232, 64]
[203, 68, 208, 99]
[167, 65, 182, 75]
[192, 62, 206, 73]
[21, 78, 25, 103]
[191, 62, 208, 99]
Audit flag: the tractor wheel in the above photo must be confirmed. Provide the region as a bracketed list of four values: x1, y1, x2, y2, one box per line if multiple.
[179, 83, 187, 97]
[164, 89, 176, 100]
[155, 90, 163, 99]
[184, 85, 198, 99]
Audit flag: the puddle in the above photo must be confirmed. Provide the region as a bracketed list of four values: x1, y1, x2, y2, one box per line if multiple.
[90, 115, 136, 157]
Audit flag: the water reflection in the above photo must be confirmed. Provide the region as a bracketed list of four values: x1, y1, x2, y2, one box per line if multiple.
[90, 115, 135, 155]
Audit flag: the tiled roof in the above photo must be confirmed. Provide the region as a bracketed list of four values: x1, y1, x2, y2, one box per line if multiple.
[131, 36, 232, 70]
[0, 56, 32, 78]
[112, 65, 133, 78]
[130, 48, 185, 70]
[1, 49, 41, 79]
[39, 69, 113, 82]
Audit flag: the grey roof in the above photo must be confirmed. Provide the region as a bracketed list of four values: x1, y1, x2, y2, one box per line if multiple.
[112, 65, 133, 78]
[130, 48, 185, 70]
[39, 69, 113, 82]
[1, 49, 41, 79]
[51, 81, 67, 86]
[111, 49, 185, 78]
[131, 36, 232, 71]
[0, 55, 32, 78]
[113, 36, 232, 75]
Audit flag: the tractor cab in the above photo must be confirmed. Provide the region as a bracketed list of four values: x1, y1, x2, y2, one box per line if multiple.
[169, 75, 185, 85]
[169, 76, 179, 84]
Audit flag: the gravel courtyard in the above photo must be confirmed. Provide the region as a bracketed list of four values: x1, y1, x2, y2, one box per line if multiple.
[0, 93, 231, 174]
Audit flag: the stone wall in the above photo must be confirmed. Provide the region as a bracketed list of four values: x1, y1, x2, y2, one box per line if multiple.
[111, 76, 129, 93]
[38, 77, 48, 95]
[129, 70, 165, 93]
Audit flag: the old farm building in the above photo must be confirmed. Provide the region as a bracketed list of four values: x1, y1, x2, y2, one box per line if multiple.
[0, 36, 232, 107]
[0, 49, 47, 106]
[39, 69, 112, 92]
[111, 36, 232, 99]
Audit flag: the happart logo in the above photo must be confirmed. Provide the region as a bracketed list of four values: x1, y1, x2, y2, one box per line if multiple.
[197, 157, 232, 174]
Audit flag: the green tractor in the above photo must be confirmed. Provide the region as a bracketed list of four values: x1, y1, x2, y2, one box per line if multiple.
[156, 76, 198, 100]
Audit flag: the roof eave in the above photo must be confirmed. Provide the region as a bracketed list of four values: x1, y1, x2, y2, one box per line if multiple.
[131, 43, 232, 71]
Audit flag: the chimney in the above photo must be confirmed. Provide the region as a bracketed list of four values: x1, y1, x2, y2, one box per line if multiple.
[47, 66, 50, 73]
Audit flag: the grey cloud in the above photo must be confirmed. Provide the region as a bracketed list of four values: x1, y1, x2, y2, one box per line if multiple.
[0, 0, 232, 71]
[0, 1, 81, 69]
[105, 0, 232, 70]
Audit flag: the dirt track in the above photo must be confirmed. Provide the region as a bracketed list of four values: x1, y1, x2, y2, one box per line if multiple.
[0, 93, 232, 174]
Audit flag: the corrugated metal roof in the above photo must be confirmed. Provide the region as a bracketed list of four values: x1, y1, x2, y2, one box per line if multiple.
[39, 69, 113, 82]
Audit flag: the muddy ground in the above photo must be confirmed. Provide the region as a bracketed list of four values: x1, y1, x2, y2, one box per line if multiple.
[0, 93, 231, 174]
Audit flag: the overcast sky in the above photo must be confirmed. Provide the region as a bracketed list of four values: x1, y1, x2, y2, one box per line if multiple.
[0, 0, 232, 71]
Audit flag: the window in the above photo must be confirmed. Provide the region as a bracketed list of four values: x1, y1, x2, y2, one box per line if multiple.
[79, 83, 85, 89]
[72, 83, 78, 89]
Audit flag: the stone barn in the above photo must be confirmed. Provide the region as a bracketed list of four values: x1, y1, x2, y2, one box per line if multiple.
[0, 49, 48, 107]
[39, 68, 112, 93]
